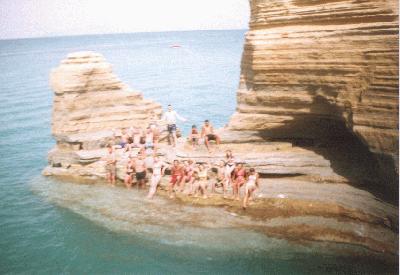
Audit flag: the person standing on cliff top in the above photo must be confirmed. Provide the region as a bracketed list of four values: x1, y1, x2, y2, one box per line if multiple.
[161, 104, 187, 147]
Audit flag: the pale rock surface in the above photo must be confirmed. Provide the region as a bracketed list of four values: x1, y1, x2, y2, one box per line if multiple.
[47, 51, 162, 169]
[228, 0, 399, 179]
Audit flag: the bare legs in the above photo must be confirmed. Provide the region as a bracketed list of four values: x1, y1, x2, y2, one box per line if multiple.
[168, 176, 180, 198]
[147, 174, 161, 199]
[192, 180, 208, 199]
[168, 132, 178, 147]
[107, 170, 116, 187]
[124, 174, 132, 188]
[233, 179, 244, 200]
[243, 188, 256, 209]
[204, 136, 221, 153]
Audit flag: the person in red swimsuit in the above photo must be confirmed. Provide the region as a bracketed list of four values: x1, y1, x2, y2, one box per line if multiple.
[168, 160, 184, 198]
[232, 163, 246, 200]
[179, 159, 196, 193]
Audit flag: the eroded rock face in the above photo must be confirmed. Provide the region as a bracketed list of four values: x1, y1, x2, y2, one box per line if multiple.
[51, 51, 162, 138]
[228, 0, 399, 176]
[47, 51, 162, 168]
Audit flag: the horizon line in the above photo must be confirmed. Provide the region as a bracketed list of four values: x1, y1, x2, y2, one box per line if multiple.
[0, 28, 249, 42]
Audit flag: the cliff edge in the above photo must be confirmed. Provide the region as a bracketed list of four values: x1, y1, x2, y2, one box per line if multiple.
[227, 0, 399, 186]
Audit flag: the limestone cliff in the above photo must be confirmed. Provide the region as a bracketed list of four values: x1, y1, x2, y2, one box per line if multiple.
[228, 0, 399, 178]
[51, 51, 161, 138]
[46, 51, 162, 173]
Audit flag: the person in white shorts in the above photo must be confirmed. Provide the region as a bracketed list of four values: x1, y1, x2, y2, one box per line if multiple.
[146, 155, 167, 199]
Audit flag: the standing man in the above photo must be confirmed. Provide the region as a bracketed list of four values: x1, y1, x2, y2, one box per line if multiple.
[133, 152, 147, 189]
[161, 104, 187, 147]
[201, 120, 221, 152]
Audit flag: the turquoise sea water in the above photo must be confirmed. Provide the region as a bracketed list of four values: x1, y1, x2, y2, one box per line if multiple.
[0, 30, 396, 274]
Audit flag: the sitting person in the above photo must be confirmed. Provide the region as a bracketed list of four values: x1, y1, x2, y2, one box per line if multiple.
[188, 125, 200, 150]
[149, 122, 160, 151]
[201, 120, 221, 152]
[128, 126, 142, 148]
[168, 160, 184, 198]
[145, 127, 154, 149]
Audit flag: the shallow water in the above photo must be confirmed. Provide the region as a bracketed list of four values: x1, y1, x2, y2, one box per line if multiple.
[0, 30, 397, 274]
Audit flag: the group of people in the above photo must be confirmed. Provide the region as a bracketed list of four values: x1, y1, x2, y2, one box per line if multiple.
[105, 145, 260, 209]
[103, 104, 259, 208]
[113, 104, 221, 154]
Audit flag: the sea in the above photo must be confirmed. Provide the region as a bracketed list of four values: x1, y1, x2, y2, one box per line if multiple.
[0, 30, 396, 274]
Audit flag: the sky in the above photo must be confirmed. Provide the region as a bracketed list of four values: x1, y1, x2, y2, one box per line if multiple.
[0, 0, 250, 39]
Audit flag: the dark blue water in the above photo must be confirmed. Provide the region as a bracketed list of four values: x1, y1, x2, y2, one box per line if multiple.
[0, 30, 396, 274]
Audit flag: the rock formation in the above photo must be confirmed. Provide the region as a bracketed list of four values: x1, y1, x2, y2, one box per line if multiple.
[44, 51, 162, 178]
[227, 0, 399, 185]
[42, 7, 399, 255]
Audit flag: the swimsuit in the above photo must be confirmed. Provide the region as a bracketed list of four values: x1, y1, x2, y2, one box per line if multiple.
[206, 134, 217, 141]
[246, 174, 257, 192]
[191, 129, 199, 141]
[135, 159, 146, 180]
[170, 166, 182, 184]
[235, 169, 246, 185]
[184, 166, 194, 182]
[136, 171, 146, 180]
[167, 124, 176, 134]
[225, 158, 236, 177]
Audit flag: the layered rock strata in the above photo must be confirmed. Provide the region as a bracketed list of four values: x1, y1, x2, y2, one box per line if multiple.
[46, 51, 162, 169]
[43, 42, 398, 254]
[228, 0, 399, 183]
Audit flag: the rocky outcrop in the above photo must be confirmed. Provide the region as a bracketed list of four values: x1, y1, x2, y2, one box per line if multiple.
[42, 23, 398, 255]
[46, 51, 162, 170]
[227, 0, 399, 183]
[51, 51, 161, 137]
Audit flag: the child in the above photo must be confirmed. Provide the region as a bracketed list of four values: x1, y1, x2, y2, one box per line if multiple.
[243, 168, 259, 209]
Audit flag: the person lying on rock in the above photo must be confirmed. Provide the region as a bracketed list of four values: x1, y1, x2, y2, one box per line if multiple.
[104, 144, 116, 187]
[201, 120, 220, 153]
